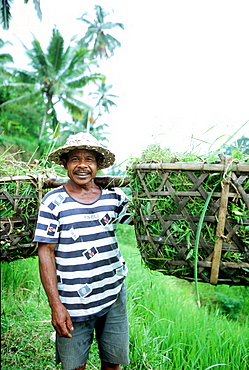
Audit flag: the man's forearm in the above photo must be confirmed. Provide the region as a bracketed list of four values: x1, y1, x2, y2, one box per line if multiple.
[38, 243, 74, 337]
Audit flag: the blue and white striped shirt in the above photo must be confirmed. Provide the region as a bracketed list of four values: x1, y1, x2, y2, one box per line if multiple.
[33, 185, 130, 322]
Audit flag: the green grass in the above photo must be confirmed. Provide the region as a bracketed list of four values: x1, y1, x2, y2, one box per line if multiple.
[1, 225, 249, 369]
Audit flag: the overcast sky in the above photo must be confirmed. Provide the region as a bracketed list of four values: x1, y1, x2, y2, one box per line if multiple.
[2, 0, 249, 164]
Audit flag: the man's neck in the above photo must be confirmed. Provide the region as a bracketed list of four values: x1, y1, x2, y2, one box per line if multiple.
[65, 181, 101, 204]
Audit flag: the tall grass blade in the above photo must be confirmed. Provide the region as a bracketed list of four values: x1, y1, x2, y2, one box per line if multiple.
[204, 365, 229, 370]
[194, 187, 215, 307]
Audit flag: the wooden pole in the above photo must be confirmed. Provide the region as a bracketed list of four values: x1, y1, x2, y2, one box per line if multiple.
[210, 156, 232, 285]
[131, 161, 249, 174]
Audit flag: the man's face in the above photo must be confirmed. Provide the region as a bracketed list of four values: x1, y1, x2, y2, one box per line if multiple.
[62, 149, 99, 186]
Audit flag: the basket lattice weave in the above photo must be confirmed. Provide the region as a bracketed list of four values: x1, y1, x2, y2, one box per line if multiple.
[0, 175, 44, 261]
[129, 155, 249, 286]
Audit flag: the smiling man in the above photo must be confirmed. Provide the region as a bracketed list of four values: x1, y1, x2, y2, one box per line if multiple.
[33, 133, 131, 370]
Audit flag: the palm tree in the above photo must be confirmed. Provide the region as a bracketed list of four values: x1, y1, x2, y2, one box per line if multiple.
[90, 81, 117, 115]
[0, 28, 105, 139]
[1, 0, 42, 30]
[77, 5, 124, 59]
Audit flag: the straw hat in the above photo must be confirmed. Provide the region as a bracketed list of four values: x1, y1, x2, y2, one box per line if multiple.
[48, 132, 115, 169]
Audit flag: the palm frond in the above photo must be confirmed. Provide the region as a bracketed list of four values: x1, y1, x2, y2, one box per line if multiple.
[26, 39, 49, 75]
[0, 90, 42, 107]
[95, 5, 105, 24]
[1, 0, 12, 30]
[77, 12, 92, 25]
[0, 53, 13, 64]
[61, 96, 93, 119]
[13, 70, 37, 83]
[47, 29, 64, 74]
[32, 0, 42, 20]
[81, 26, 99, 44]
[101, 22, 124, 30]
[67, 73, 105, 89]
[59, 48, 91, 80]
[0, 81, 37, 89]
[61, 100, 84, 120]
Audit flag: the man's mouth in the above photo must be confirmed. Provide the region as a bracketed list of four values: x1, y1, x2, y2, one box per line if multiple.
[74, 170, 92, 176]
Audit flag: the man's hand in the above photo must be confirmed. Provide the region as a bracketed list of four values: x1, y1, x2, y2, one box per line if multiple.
[51, 303, 74, 338]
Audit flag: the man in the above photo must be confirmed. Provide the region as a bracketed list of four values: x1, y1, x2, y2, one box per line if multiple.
[33, 133, 131, 370]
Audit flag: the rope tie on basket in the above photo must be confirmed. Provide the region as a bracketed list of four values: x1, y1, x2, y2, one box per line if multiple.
[220, 154, 233, 184]
[220, 154, 242, 202]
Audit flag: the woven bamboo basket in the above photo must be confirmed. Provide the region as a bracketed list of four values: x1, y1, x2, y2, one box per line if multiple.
[129, 155, 249, 286]
[0, 175, 129, 262]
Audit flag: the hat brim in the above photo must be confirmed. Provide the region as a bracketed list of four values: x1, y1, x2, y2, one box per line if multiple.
[48, 144, 115, 169]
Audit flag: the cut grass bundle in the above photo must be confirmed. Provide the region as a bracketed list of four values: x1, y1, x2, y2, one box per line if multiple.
[128, 153, 249, 286]
[0, 151, 67, 262]
[0, 158, 48, 261]
[0, 175, 42, 261]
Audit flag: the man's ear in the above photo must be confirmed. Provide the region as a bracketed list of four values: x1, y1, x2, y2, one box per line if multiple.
[62, 159, 67, 169]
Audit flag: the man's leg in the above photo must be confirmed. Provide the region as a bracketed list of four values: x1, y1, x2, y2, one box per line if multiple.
[75, 364, 86, 370]
[96, 284, 129, 367]
[56, 321, 94, 370]
[101, 362, 121, 370]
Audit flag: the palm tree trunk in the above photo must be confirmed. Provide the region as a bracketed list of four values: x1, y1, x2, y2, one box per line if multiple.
[39, 113, 47, 140]
[86, 118, 90, 133]
[39, 97, 51, 140]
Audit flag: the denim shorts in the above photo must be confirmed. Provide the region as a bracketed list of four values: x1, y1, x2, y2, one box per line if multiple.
[56, 283, 129, 370]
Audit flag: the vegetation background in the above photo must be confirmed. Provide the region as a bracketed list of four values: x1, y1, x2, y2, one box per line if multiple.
[1, 2, 249, 369]
[1, 3, 123, 165]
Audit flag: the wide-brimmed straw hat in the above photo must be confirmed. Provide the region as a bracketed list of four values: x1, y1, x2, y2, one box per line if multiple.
[48, 132, 115, 169]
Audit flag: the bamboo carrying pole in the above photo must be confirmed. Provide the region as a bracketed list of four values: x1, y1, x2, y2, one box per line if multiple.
[210, 156, 232, 285]
[131, 161, 249, 174]
[0, 175, 130, 188]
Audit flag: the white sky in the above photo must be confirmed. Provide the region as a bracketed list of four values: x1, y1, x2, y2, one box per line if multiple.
[2, 0, 249, 165]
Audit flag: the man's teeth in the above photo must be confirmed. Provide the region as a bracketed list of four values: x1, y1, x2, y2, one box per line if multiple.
[75, 171, 90, 175]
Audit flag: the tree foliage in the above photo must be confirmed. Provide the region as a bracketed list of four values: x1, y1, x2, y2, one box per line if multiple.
[77, 5, 124, 59]
[0, 5, 123, 161]
[223, 135, 249, 158]
[1, 28, 107, 140]
[1, 0, 42, 30]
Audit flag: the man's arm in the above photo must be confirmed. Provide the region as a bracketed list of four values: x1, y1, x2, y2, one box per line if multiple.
[38, 242, 74, 338]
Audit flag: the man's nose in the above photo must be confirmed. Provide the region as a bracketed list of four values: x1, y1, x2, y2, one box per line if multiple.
[78, 159, 88, 167]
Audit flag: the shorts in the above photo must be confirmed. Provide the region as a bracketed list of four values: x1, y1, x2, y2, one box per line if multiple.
[56, 283, 129, 370]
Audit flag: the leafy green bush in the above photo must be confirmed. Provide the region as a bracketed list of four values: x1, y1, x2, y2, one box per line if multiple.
[216, 293, 243, 319]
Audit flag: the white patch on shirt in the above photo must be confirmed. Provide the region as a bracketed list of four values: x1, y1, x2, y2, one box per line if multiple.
[70, 227, 79, 241]
[116, 264, 128, 277]
[53, 194, 65, 206]
[78, 284, 92, 298]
